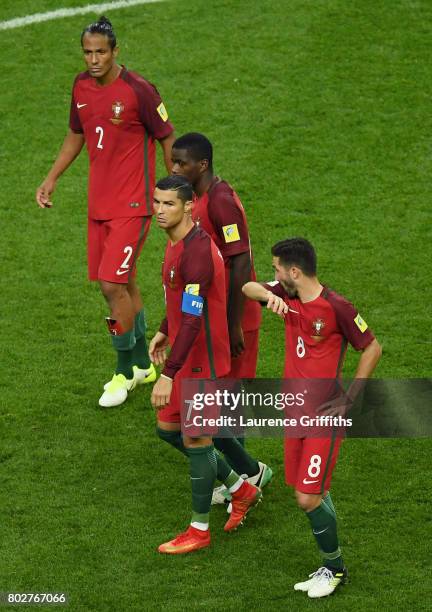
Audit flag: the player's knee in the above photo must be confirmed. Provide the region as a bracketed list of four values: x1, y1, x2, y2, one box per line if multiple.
[127, 277, 139, 292]
[295, 490, 322, 512]
[99, 280, 127, 302]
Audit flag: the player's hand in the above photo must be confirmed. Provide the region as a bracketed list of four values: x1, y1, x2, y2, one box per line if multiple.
[151, 375, 173, 409]
[318, 394, 353, 418]
[149, 332, 170, 365]
[266, 292, 288, 318]
[36, 178, 56, 208]
[229, 324, 245, 358]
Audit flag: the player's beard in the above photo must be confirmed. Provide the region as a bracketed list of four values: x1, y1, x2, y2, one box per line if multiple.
[279, 279, 298, 298]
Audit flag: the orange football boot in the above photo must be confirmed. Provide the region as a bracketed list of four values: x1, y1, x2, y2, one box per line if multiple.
[224, 482, 262, 532]
[158, 525, 211, 554]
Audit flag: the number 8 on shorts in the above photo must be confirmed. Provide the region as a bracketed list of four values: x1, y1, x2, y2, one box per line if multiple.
[308, 454, 322, 478]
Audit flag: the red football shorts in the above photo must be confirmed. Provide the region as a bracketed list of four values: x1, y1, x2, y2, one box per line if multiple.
[158, 374, 183, 424]
[87, 216, 151, 283]
[284, 436, 342, 494]
[227, 329, 259, 378]
[158, 371, 223, 434]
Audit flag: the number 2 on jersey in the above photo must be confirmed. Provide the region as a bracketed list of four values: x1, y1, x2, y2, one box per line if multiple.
[96, 126, 104, 149]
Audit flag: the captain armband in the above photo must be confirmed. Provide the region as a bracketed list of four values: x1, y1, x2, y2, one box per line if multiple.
[181, 292, 204, 317]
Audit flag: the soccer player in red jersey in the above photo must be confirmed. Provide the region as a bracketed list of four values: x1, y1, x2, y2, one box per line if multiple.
[171, 133, 261, 376]
[243, 238, 382, 598]
[149, 176, 262, 554]
[35, 16, 175, 407]
[170, 133, 272, 503]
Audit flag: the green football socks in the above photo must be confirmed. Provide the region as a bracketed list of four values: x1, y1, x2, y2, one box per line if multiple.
[214, 454, 244, 491]
[322, 491, 336, 517]
[112, 329, 135, 380]
[132, 309, 151, 369]
[187, 445, 218, 526]
[157, 428, 188, 456]
[213, 432, 259, 477]
[306, 500, 344, 570]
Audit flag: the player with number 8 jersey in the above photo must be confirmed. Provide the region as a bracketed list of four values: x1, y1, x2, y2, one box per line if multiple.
[243, 237, 382, 598]
[36, 16, 175, 407]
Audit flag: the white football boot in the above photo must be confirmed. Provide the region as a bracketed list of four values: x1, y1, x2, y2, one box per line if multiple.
[99, 373, 136, 407]
[294, 566, 347, 598]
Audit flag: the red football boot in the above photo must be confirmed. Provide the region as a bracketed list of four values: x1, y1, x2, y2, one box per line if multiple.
[158, 525, 211, 554]
[224, 482, 262, 532]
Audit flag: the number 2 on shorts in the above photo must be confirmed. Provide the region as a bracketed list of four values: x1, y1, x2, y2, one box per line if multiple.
[120, 245, 133, 270]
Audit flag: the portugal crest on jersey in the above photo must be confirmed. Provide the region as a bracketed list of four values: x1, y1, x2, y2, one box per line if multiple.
[168, 266, 176, 289]
[110, 101, 124, 125]
[312, 318, 326, 341]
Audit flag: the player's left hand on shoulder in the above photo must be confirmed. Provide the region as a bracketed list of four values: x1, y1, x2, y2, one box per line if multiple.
[151, 376, 173, 409]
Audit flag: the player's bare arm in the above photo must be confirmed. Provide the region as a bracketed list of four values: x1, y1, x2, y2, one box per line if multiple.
[243, 281, 288, 317]
[346, 338, 382, 402]
[227, 252, 251, 357]
[36, 130, 85, 208]
[149, 331, 170, 366]
[158, 132, 176, 173]
[319, 338, 382, 416]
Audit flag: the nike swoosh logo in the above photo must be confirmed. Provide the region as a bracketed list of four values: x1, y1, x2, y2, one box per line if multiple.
[288, 307, 299, 314]
[302, 478, 319, 484]
[116, 268, 130, 276]
[190, 477, 204, 480]
[77, 103, 87, 108]
[313, 528, 328, 535]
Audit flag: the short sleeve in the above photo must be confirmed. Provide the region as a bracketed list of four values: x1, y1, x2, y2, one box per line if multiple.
[328, 292, 375, 351]
[180, 232, 214, 299]
[208, 190, 250, 257]
[127, 74, 174, 140]
[262, 281, 287, 299]
[69, 82, 83, 133]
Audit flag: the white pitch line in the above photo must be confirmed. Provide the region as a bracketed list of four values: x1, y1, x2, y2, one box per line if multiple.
[0, 0, 163, 31]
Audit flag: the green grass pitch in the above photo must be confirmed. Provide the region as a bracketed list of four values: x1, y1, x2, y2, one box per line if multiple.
[1, 0, 431, 610]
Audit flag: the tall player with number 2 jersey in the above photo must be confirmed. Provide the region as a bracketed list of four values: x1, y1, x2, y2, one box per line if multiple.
[36, 16, 175, 408]
[243, 237, 382, 599]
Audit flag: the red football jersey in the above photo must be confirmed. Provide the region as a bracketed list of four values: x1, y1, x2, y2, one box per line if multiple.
[161, 226, 230, 379]
[69, 66, 173, 220]
[264, 283, 375, 378]
[192, 179, 261, 332]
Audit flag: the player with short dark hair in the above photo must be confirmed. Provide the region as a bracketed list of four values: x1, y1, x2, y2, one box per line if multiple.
[171, 133, 272, 505]
[171, 133, 261, 373]
[36, 16, 176, 407]
[150, 176, 262, 554]
[271, 237, 317, 277]
[243, 237, 382, 598]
